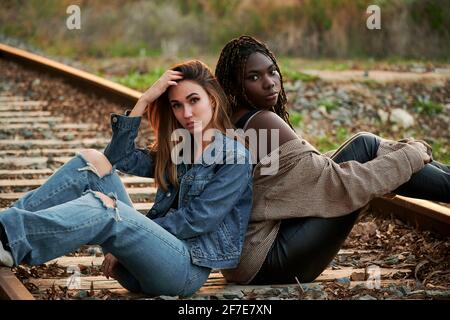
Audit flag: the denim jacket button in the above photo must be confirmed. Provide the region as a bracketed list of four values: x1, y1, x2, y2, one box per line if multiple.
[112, 117, 118, 123]
[166, 192, 171, 197]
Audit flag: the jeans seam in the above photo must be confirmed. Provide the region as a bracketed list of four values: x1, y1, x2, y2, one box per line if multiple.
[177, 255, 191, 296]
[181, 266, 209, 297]
[7, 213, 113, 246]
[27, 177, 85, 210]
[120, 217, 188, 257]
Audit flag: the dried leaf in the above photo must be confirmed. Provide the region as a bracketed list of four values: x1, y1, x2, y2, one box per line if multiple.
[414, 260, 430, 283]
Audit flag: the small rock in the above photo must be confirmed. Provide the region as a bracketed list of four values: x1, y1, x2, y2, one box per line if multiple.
[158, 295, 177, 300]
[74, 290, 88, 299]
[223, 292, 244, 299]
[311, 111, 323, 120]
[357, 294, 377, 300]
[251, 288, 281, 297]
[305, 289, 328, 300]
[336, 277, 351, 285]
[377, 109, 389, 123]
[390, 108, 415, 128]
[425, 290, 450, 298]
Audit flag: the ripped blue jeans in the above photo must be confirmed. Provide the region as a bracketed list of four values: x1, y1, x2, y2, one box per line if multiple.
[0, 153, 210, 297]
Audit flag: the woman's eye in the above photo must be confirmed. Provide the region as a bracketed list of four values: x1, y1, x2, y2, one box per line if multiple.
[248, 75, 259, 81]
[172, 103, 181, 109]
[270, 69, 277, 76]
[190, 97, 199, 104]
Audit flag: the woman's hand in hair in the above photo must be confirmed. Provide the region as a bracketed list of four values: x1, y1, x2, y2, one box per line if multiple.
[130, 70, 183, 117]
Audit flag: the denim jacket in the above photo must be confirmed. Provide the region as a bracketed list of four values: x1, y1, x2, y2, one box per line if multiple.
[103, 112, 253, 269]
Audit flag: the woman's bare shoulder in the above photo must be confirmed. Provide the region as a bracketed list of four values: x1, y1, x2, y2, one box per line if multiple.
[246, 110, 286, 129]
[246, 110, 299, 146]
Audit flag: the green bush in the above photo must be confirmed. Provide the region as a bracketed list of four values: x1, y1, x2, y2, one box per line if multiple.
[318, 99, 339, 112]
[413, 98, 444, 115]
[283, 70, 318, 82]
[112, 68, 165, 91]
[431, 140, 450, 163]
[289, 111, 303, 127]
[312, 136, 337, 153]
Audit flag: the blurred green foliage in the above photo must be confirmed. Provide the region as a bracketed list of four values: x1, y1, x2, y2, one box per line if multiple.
[431, 140, 450, 163]
[413, 98, 444, 115]
[1, 0, 449, 60]
[289, 111, 303, 127]
[112, 68, 165, 91]
[318, 99, 340, 112]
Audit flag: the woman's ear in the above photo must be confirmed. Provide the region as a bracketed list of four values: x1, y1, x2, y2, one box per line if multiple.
[210, 96, 217, 110]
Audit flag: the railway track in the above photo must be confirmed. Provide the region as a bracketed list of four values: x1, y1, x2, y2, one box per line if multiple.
[0, 43, 449, 300]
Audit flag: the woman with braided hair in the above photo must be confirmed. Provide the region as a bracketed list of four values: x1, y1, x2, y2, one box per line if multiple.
[215, 35, 450, 285]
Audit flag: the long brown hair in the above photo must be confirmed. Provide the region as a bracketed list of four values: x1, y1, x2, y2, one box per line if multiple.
[215, 35, 293, 129]
[147, 60, 234, 191]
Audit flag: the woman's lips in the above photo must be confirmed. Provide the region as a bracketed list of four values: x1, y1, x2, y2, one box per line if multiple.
[186, 122, 194, 129]
[186, 121, 197, 129]
[266, 92, 278, 101]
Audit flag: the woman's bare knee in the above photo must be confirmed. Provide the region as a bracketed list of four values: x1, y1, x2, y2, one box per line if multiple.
[79, 149, 113, 177]
[94, 191, 116, 208]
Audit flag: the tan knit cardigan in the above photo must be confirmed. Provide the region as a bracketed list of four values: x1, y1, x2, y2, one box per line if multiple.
[222, 132, 426, 284]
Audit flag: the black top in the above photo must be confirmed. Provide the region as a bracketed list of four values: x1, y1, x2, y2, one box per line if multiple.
[234, 109, 260, 129]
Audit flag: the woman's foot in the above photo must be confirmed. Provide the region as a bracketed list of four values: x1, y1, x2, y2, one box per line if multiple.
[0, 242, 13, 267]
[0, 224, 13, 267]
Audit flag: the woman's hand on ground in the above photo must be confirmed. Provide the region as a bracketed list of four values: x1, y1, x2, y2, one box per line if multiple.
[408, 141, 432, 164]
[102, 253, 119, 279]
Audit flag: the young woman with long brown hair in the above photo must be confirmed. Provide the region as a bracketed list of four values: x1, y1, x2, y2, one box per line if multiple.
[0, 60, 253, 297]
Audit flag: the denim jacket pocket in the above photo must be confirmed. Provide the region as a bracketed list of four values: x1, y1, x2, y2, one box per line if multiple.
[186, 174, 214, 196]
[187, 181, 207, 196]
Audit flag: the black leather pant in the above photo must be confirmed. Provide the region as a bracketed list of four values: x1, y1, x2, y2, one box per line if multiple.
[250, 134, 450, 285]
